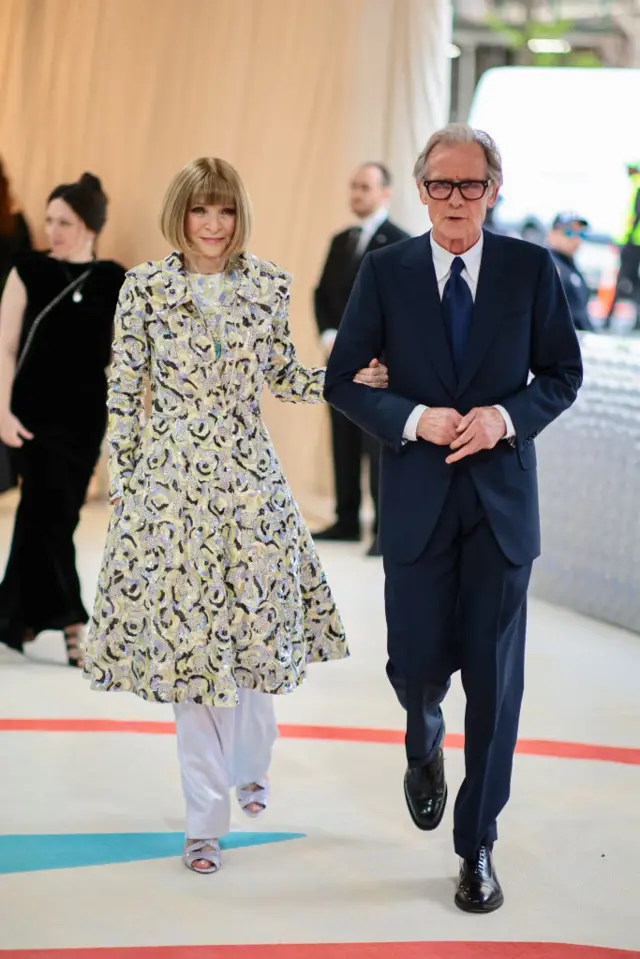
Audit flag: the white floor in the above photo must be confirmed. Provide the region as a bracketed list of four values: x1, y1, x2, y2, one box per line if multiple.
[0, 497, 639, 956]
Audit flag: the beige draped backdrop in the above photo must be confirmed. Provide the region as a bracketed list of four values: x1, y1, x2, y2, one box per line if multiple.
[0, 0, 450, 514]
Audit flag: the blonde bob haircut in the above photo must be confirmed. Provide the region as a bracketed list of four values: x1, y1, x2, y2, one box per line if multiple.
[160, 157, 252, 257]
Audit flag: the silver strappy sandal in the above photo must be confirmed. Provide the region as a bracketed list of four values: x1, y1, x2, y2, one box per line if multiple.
[183, 839, 222, 874]
[236, 780, 270, 818]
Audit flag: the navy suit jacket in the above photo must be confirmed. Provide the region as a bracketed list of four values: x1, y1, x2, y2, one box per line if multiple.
[323, 229, 583, 566]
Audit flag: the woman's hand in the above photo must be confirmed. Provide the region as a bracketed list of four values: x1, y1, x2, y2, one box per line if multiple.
[0, 412, 33, 447]
[353, 358, 388, 389]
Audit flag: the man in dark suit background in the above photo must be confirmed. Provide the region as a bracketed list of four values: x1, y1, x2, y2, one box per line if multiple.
[313, 163, 410, 555]
[324, 125, 582, 913]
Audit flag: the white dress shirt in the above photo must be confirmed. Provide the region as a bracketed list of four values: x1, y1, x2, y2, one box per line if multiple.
[402, 233, 515, 442]
[354, 206, 389, 257]
[320, 207, 389, 354]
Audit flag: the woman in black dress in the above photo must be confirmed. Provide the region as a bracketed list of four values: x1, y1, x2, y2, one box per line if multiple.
[0, 173, 125, 664]
[0, 157, 33, 493]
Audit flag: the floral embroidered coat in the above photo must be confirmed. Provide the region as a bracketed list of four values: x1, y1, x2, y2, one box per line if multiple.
[84, 251, 348, 706]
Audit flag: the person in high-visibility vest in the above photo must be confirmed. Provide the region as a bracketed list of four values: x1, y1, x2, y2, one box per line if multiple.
[605, 162, 640, 327]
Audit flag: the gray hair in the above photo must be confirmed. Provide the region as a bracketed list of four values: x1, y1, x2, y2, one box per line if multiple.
[413, 123, 503, 188]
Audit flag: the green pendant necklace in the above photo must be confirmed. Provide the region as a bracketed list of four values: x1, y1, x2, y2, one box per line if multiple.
[187, 271, 229, 361]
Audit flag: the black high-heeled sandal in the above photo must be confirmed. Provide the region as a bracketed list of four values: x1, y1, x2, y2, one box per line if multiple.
[63, 626, 85, 668]
[3, 628, 36, 653]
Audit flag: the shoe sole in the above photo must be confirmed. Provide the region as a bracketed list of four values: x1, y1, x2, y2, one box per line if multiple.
[454, 892, 504, 913]
[403, 779, 448, 832]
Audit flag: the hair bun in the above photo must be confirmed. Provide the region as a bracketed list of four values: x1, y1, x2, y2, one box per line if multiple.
[79, 172, 104, 194]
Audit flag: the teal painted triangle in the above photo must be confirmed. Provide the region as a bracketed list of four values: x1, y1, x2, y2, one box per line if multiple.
[0, 831, 305, 874]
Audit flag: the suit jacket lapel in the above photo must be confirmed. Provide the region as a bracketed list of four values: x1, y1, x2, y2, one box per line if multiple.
[455, 229, 507, 397]
[400, 232, 457, 397]
[364, 220, 391, 255]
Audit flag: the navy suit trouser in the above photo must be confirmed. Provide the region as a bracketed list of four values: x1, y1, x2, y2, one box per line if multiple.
[384, 467, 531, 860]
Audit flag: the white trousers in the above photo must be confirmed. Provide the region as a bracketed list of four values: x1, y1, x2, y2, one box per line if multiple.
[173, 691, 278, 839]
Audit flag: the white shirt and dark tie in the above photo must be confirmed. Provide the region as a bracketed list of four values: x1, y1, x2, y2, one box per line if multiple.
[402, 233, 516, 442]
[353, 205, 389, 257]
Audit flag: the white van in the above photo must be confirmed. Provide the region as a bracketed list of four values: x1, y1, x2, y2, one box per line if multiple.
[467, 66, 640, 298]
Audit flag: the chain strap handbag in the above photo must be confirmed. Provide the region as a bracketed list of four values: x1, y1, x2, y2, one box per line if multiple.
[14, 269, 91, 376]
[0, 269, 91, 493]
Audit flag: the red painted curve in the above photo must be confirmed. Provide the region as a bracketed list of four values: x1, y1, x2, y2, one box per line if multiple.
[1, 717, 639, 766]
[0, 943, 637, 959]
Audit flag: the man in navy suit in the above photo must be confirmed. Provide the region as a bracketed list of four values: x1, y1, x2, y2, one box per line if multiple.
[324, 124, 582, 913]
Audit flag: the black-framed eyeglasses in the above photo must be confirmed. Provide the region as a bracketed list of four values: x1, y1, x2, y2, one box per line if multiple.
[423, 179, 490, 201]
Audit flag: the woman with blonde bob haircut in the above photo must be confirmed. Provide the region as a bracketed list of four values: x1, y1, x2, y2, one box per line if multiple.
[161, 158, 252, 258]
[84, 157, 388, 875]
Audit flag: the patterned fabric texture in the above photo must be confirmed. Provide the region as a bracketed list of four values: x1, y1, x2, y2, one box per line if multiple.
[84, 251, 348, 706]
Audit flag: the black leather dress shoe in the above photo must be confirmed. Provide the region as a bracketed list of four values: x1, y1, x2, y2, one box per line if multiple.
[403, 748, 447, 831]
[454, 846, 504, 913]
[312, 523, 360, 542]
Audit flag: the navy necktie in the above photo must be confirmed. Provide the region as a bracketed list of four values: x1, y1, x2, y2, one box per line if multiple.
[441, 256, 473, 377]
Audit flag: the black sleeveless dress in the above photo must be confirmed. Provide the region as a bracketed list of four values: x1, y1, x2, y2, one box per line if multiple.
[0, 251, 126, 650]
[0, 212, 33, 493]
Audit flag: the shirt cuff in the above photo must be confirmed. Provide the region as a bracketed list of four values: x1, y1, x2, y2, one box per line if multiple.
[320, 329, 338, 352]
[403, 404, 427, 442]
[493, 404, 515, 439]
